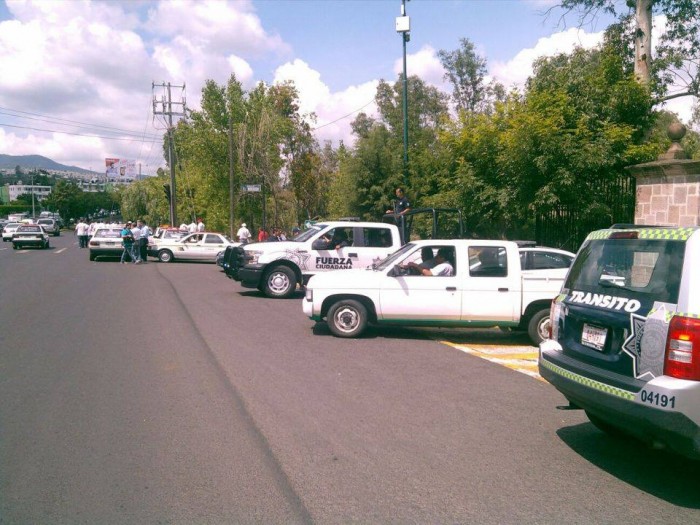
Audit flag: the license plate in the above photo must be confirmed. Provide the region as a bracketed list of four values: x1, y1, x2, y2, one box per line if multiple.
[106, 242, 115, 246]
[582, 323, 607, 351]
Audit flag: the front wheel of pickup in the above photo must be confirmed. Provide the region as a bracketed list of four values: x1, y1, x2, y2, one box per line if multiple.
[263, 266, 297, 298]
[327, 299, 368, 338]
[527, 308, 550, 346]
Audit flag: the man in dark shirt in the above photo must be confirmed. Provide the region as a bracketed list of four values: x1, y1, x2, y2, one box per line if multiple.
[386, 187, 411, 216]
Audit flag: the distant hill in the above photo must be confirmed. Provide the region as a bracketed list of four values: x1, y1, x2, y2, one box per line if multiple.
[0, 154, 95, 174]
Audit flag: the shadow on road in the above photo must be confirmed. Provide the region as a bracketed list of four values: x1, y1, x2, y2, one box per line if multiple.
[557, 422, 700, 508]
[311, 322, 443, 341]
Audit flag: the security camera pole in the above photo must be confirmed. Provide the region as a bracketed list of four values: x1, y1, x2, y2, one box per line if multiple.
[396, 0, 410, 186]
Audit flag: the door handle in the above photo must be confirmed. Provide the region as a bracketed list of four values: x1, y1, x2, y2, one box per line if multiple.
[446, 286, 457, 291]
[349, 253, 358, 257]
[498, 287, 509, 292]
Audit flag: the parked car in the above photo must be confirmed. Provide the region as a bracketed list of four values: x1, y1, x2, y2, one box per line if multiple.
[303, 239, 568, 344]
[88, 227, 126, 261]
[2, 222, 22, 242]
[149, 232, 239, 263]
[36, 218, 60, 236]
[519, 247, 574, 271]
[539, 225, 700, 459]
[11, 224, 50, 249]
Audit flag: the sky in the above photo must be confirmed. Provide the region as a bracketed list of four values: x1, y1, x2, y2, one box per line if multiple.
[0, 0, 694, 174]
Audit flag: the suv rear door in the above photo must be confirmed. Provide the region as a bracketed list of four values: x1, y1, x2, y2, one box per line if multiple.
[557, 233, 686, 386]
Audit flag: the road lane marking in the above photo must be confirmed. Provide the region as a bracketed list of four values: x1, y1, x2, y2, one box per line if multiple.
[438, 339, 544, 382]
[55, 248, 67, 254]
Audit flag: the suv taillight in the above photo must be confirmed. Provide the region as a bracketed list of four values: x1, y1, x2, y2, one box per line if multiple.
[664, 316, 700, 380]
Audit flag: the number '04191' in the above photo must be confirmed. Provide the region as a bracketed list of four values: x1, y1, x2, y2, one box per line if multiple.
[640, 390, 676, 409]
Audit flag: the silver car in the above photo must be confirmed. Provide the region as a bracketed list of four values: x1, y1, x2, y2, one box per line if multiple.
[36, 218, 60, 236]
[150, 232, 239, 263]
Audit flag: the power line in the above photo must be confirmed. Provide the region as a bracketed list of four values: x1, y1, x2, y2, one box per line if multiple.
[0, 105, 162, 139]
[311, 99, 375, 131]
[0, 122, 162, 143]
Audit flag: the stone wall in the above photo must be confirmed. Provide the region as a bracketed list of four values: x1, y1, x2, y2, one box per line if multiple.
[627, 160, 700, 227]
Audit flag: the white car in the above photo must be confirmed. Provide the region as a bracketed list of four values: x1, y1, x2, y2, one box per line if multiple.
[11, 224, 50, 249]
[89, 227, 127, 261]
[149, 232, 239, 263]
[2, 222, 22, 242]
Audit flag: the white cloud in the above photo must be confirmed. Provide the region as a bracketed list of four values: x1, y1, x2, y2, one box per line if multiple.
[0, 0, 281, 170]
[394, 45, 448, 91]
[272, 59, 379, 146]
[491, 27, 604, 89]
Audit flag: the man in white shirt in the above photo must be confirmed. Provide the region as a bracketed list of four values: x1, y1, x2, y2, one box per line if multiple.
[188, 220, 197, 233]
[237, 223, 251, 244]
[196, 218, 205, 232]
[130, 222, 142, 263]
[75, 218, 89, 248]
[136, 220, 150, 263]
[404, 247, 454, 276]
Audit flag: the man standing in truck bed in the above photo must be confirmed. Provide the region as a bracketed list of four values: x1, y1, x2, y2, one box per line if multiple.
[387, 187, 411, 216]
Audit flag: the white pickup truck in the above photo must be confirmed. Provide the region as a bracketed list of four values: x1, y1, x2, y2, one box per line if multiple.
[303, 239, 571, 345]
[227, 221, 403, 298]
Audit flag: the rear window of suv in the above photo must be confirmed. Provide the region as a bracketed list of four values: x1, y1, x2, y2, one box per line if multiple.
[564, 238, 685, 304]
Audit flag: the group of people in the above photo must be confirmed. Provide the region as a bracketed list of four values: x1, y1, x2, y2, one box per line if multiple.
[178, 218, 205, 233]
[75, 217, 124, 248]
[235, 223, 301, 244]
[120, 220, 151, 264]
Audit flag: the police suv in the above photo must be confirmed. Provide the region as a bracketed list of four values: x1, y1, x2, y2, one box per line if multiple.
[539, 225, 700, 459]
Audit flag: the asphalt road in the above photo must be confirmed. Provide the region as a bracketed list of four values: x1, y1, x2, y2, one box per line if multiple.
[1, 234, 699, 524]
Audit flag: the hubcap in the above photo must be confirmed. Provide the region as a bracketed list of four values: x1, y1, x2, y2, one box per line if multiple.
[268, 271, 291, 294]
[333, 305, 360, 334]
[538, 316, 551, 340]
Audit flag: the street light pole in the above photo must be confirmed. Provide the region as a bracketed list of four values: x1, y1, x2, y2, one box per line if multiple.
[396, 0, 411, 186]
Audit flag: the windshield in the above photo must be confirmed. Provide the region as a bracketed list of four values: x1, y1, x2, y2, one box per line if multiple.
[565, 238, 685, 304]
[294, 224, 324, 242]
[374, 242, 416, 270]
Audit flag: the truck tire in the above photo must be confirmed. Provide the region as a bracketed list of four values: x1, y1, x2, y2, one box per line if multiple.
[158, 249, 173, 263]
[527, 308, 550, 346]
[327, 299, 368, 338]
[263, 266, 297, 298]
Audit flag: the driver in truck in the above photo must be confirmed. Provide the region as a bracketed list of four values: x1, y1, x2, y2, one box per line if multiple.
[403, 247, 454, 276]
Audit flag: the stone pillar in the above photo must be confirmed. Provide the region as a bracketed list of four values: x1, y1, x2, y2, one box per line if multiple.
[626, 122, 700, 227]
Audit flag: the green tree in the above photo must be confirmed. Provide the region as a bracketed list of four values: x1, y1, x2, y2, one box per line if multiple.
[557, 0, 699, 105]
[437, 37, 505, 114]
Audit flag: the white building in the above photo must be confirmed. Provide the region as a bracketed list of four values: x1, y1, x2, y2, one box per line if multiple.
[7, 183, 52, 202]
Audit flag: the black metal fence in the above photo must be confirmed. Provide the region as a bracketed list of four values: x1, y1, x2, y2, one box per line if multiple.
[535, 174, 636, 252]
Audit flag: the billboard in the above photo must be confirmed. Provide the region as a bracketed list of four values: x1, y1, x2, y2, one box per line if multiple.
[105, 158, 136, 178]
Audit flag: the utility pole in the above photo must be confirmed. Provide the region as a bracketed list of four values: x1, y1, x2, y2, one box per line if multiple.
[396, 0, 411, 186]
[153, 82, 186, 227]
[228, 116, 235, 240]
[31, 168, 36, 219]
